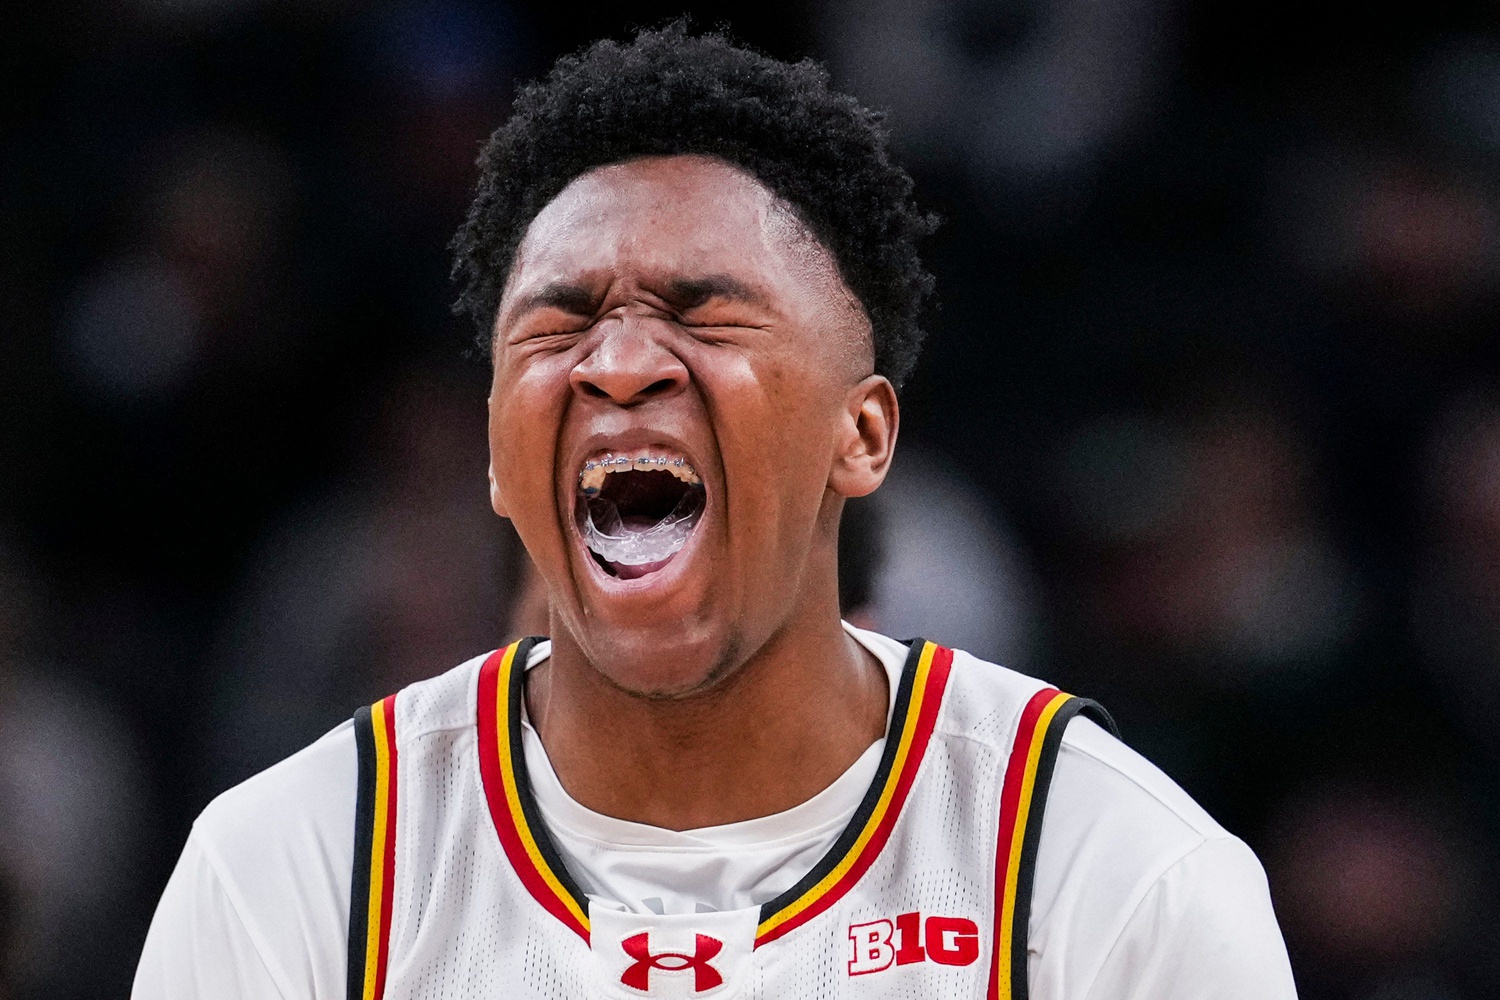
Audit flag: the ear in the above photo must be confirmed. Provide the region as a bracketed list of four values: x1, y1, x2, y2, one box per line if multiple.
[828, 375, 898, 498]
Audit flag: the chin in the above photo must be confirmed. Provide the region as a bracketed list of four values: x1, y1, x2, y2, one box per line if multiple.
[574, 623, 740, 700]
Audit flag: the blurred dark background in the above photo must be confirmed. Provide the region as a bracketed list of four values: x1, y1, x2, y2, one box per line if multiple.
[4, 1, 1500, 997]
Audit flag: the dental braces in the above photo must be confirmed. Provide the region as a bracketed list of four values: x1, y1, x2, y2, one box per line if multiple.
[579, 455, 698, 497]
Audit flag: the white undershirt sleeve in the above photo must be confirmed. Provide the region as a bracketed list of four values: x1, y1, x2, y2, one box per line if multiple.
[132, 832, 295, 1000]
[134, 720, 355, 1000]
[1083, 836, 1297, 1000]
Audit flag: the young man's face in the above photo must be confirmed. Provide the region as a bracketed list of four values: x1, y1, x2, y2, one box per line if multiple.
[488, 155, 896, 695]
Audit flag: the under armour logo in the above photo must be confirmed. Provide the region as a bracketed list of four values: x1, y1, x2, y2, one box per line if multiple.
[619, 932, 724, 993]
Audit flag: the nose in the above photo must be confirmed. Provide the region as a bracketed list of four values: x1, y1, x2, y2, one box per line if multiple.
[571, 318, 689, 406]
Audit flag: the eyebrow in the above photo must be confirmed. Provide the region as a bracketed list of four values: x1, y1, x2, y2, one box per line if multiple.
[664, 274, 770, 310]
[509, 282, 601, 320]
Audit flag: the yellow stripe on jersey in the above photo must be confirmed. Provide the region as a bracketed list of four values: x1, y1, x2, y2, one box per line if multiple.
[992, 689, 1069, 999]
[362, 701, 392, 1000]
[990, 687, 1114, 1000]
[348, 695, 398, 1000]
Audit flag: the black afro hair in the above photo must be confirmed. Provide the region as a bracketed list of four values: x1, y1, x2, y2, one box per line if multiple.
[451, 23, 937, 388]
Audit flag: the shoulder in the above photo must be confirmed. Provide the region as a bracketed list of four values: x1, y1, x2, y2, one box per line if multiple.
[1040, 724, 1294, 998]
[1036, 715, 1244, 949]
[1051, 713, 1230, 853]
[928, 645, 1291, 994]
[139, 720, 359, 1000]
[166, 652, 495, 998]
[196, 715, 358, 851]
[190, 719, 360, 969]
[195, 650, 493, 863]
[925, 644, 1244, 910]
[932, 644, 1228, 848]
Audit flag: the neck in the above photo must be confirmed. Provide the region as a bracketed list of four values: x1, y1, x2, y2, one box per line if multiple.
[525, 607, 888, 831]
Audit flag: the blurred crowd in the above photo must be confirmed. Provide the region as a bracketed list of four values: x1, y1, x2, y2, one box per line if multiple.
[4, 2, 1500, 997]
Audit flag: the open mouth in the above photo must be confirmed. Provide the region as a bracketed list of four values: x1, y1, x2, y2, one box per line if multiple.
[575, 452, 706, 581]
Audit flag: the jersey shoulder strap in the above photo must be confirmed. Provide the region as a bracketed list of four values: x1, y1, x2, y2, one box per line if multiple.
[989, 688, 1116, 1000]
[347, 694, 399, 1000]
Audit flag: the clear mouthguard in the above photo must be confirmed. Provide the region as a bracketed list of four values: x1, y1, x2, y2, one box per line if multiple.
[581, 489, 704, 566]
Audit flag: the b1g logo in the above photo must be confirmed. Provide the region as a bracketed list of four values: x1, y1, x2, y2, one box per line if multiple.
[619, 931, 725, 993]
[847, 911, 980, 976]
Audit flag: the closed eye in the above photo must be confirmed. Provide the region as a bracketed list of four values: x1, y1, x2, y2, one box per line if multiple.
[511, 329, 581, 346]
[676, 322, 764, 346]
[506, 310, 593, 348]
[676, 303, 773, 335]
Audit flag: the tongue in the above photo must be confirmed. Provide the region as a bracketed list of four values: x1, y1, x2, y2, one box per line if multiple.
[581, 490, 702, 567]
[610, 556, 677, 580]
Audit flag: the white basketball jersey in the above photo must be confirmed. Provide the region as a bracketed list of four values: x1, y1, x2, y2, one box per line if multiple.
[345, 637, 1111, 1000]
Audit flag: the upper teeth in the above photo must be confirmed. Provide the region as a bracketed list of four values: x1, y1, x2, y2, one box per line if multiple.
[578, 454, 700, 495]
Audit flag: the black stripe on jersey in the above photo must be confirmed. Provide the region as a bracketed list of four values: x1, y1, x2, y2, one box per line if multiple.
[1008, 697, 1115, 1000]
[504, 636, 592, 919]
[756, 638, 926, 928]
[347, 704, 376, 1000]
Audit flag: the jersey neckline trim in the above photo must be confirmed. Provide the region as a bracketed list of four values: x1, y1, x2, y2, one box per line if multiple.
[754, 639, 952, 945]
[476, 638, 592, 940]
[474, 636, 955, 948]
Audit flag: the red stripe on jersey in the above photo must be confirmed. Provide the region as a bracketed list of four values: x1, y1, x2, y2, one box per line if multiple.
[476, 643, 591, 942]
[988, 686, 1069, 1000]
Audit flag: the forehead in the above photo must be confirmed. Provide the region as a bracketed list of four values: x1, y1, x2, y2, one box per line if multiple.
[505, 155, 833, 300]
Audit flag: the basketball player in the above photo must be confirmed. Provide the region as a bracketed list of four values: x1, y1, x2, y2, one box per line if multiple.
[134, 26, 1297, 999]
